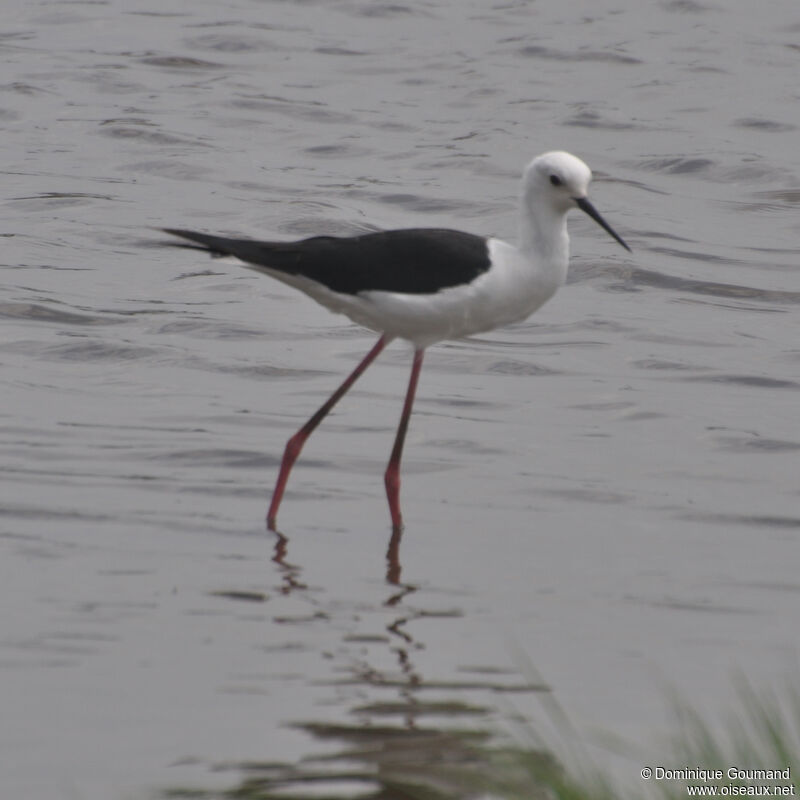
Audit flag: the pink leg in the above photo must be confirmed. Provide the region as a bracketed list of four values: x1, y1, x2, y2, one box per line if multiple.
[384, 348, 425, 532]
[267, 335, 389, 530]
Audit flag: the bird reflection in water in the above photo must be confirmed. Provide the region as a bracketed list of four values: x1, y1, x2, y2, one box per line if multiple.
[269, 525, 415, 599]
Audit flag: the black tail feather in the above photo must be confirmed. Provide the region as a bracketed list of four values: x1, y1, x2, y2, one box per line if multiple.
[162, 228, 235, 256]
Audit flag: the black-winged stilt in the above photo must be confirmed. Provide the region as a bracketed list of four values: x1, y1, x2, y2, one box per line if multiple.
[164, 151, 629, 532]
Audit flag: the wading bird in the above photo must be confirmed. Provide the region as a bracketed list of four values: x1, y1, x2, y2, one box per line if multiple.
[164, 151, 629, 531]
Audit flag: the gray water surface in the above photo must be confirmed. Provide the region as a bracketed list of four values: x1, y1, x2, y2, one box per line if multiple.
[1, 1, 799, 798]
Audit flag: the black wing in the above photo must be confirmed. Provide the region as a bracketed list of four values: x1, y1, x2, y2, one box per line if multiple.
[163, 228, 491, 295]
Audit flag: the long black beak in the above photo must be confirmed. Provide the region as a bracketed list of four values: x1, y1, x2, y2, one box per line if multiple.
[574, 196, 630, 252]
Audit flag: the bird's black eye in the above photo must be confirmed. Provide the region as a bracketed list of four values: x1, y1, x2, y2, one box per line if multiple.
[549, 174, 562, 187]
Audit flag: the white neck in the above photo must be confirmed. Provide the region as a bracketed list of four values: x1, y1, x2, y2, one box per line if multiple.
[518, 183, 570, 285]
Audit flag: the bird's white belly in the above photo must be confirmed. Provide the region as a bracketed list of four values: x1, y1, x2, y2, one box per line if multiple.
[356, 284, 543, 345]
[361, 248, 562, 345]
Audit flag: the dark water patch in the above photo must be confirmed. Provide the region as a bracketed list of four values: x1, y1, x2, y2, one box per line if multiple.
[41, 340, 160, 363]
[727, 580, 800, 594]
[627, 246, 731, 271]
[662, 0, 710, 11]
[7, 637, 105, 660]
[619, 410, 667, 421]
[185, 34, 272, 53]
[366, 118, 417, 133]
[574, 318, 637, 335]
[99, 123, 208, 147]
[486, 360, 559, 376]
[749, 189, 800, 205]
[11, 190, 115, 201]
[377, 192, 472, 213]
[625, 229, 694, 244]
[175, 482, 269, 501]
[602, 264, 800, 304]
[280, 217, 371, 237]
[0, 424, 76, 441]
[305, 144, 348, 156]
[424, 395, 504, 411]
[532, 487, 629, 505]
[0, 462, 173, 489]
[92, 306, 176, 319]
[565, 110, 639, 130]
[635, 156, 780, 184]
[314, 46, 369, 56]
[426, 353, 561, 377]
[637, 156, 715, 175]
[209, 590, 269, 603]
[427, 437, 505, 457]
[0, 302, 117, 326]
[127, 10, 195, 16]
[46, 631, 119, 646]
[686, 375, 800, 390]
[9, 191, 117, 209]
[58, 419, 218, 436]
[181, 354, 329, 381]
[121, 160, 212, 180]
[734, 117, 796, 133]
[85, 71, 150, 97]
[518, 45, 641, 64]
[161, 448, 276, 469]
[469, 334, 606, 351]
[712, 435, 800, 453]
[717, 164, 780, 183]
[230, 97, 356, 124]
[221, 179, 292, 196]
[0, 504, 115, 523]
[730, 198, 800, 214]
[0, 31, 36, 43]
[166, 266, 230, 279]
[138, 55, 223, 69]
[304, 143, 370, 158]
[679, 512, 800, 529]
[631, 358, 703, 371]
[357, 4, 420, 18]
[644, 597, 758, 615]
[674, 297, 787, 313]
[570, 400, 634, 411]
[342, 453, 454, 479]
[459, 665, 517, 676]
[225, 91, 302, 106]
[4, 335, 156, 360]
[156, 319, 265, 339]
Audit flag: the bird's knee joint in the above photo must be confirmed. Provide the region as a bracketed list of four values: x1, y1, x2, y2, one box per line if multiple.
[384, 468, 400, 494]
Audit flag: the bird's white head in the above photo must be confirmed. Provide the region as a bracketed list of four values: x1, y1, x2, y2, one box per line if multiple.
[524, 151, 593, 211]
[520, 151, 630, 253]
